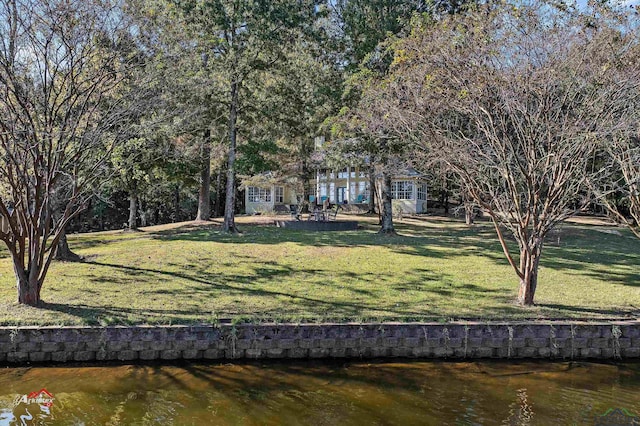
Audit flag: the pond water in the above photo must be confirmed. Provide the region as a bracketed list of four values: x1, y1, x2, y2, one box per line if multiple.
[0, 360, 638, 425]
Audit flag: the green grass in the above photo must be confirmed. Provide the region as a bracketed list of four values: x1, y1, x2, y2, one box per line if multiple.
[0, 215, 638, 326]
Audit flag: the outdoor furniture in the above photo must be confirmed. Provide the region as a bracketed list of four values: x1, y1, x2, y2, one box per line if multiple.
[273, 204, 290, 215]
[308, 207, 326, 221]
[289, 204, 301, 221]
[328, 205, 340, 221]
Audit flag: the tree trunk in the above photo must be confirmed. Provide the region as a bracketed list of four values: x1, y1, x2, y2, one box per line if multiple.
[213, 168, 224, 217]
[128, 191, 137, 231]
[302, 161, 311, 213]
[196, 129, 212, 221]
[52, 204, 81, 261]
[223, 80, 239, 233]
[17, 276, 40, 305]
[173, 184, 180, 222]
[368, 163, 376, 214]
[462, 193, 474, 226]
[139, 197, 147, 227]
[517, 244, 543, 306]
[13, 256, 41, 306]
[465, 206, 474, 226]
[54, 228, 82, 262]
[378, 172, 396, 235]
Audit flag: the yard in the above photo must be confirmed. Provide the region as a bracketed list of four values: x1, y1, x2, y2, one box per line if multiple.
[0, 215, 638, 326]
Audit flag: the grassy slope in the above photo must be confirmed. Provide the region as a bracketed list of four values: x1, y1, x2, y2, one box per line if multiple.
[0, 215, 638, 325]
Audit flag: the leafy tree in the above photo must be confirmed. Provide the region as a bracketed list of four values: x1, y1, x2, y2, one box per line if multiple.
[333, 0, 431, 68]
[130, 0, 230, 222]
[330, 74, 409, 235]
[327, 0, 478, 232]
[247, 37, 344, 206]
[172, 0, 318, 232]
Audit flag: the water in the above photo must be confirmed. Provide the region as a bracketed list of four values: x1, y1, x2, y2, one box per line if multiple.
[0, 360, 639, 425]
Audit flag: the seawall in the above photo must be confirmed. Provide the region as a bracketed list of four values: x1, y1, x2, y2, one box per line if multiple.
[1, 321, 638, 364]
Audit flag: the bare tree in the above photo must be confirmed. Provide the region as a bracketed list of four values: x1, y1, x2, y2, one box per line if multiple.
[596, 136, 640, 238]
[385, 3, 640, 305]
[0, 0, 144, 305]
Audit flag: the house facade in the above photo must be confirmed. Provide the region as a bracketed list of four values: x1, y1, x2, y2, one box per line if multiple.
[245, 185, 297, 215]
[244, 137, 428, 215]
[244, 167, 428, 215]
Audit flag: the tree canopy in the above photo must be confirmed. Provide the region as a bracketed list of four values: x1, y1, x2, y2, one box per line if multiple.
[1, 0, 639, 308]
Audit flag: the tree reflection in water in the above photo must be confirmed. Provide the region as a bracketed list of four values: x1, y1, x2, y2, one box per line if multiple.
[0, 361, 637, 425]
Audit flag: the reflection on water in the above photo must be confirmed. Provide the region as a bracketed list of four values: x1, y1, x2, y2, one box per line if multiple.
[0, 360, 638, 425]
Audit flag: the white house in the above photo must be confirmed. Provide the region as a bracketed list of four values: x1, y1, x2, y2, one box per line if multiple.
[244, 167, 427, 215]
[245, 184, 297, 215]
[243, 137, 427, 215]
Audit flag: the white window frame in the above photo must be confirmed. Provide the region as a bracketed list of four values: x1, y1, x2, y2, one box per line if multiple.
[248, 187, 272, 203]
[275, 186, 284, 203]
[391, 181, 413, 200]
[417, 183, 427, 201]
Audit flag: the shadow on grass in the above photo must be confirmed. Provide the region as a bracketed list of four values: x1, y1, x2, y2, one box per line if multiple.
[35, 257, 528, 323]
[542, 227, 640, 287]
[78, 260, 436, 319]
[38, 301, 201, 325]
[148, 219, 640, 288]
[536, 303, 640, 318]
[40, 218, 638, 324]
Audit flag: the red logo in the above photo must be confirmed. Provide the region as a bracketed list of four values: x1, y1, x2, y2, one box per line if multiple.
[14, 389, 55, 407]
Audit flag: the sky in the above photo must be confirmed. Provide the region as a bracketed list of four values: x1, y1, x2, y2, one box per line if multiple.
[576, 0, 640, 7]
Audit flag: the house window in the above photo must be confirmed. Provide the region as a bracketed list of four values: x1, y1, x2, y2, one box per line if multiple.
[357, 182, 369, 202]
[275, 186, 284, 203]
[338, 168, 348, 179]
[247, 187, 271, 203]
[391, 181, 413, 200]
[320, 184, 327, 198]
[357, 182, 366, 200]
[417, 183, 427, 201]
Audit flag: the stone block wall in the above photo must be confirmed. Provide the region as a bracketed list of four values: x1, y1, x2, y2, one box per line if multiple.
[0, 321, 638, 364]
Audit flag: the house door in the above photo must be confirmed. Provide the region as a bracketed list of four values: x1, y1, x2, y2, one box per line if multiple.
[337, 187, 347, 204]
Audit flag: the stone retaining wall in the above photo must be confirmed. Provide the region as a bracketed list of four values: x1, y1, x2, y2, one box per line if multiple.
[0, 321, 638, 364]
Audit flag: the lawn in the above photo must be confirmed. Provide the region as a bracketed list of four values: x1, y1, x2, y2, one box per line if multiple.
[0, 215, 638, 326]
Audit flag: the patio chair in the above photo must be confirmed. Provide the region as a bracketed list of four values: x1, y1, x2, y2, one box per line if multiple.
[328, 204, 340, 221]
[289, 204, 301, 221]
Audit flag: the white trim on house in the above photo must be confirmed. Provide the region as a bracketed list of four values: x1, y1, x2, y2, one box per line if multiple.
[245, 168, 428, 215]
[245, 185, 288, 214]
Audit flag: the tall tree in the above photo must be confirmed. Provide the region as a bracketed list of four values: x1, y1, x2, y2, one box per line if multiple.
[248, 36, 343, 206]
[327, 0, 477, 231]
[130, 0, 229, 222]
[333, 0, 429, 68]
[0, 0, 147, 305]
[174, 0, 317, 233]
